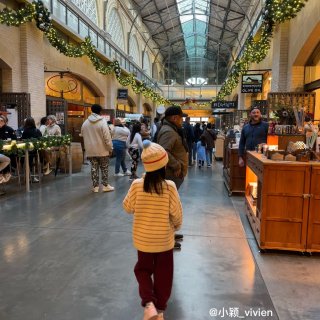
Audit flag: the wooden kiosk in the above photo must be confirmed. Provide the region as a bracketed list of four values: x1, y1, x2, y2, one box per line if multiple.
[245, 151, 320, 252]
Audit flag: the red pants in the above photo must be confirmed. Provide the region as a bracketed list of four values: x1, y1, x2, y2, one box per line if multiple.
[134, 249, 173, 311]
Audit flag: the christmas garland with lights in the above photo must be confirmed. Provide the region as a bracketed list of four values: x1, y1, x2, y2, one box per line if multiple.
[0, 1, 169, 105]
[0, 0, 308, 106]
[0, 135, 72, 157]
[214, 0, 308, 101]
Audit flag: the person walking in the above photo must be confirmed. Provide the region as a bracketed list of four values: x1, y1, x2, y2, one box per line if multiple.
[183, 116, 195, 167]
[81, 104, 114, 193]
[157, 106, 188, 190]
[238, 107, 269, 167]
[157, 106, 188, 249]
[126, 123, 143, 180]
[123, 140, 183, 320]
[112, 118, 131, 177]
[201, 123, 216, 167]
[196, 135, 206, 168]
[192, 122, 203, 164]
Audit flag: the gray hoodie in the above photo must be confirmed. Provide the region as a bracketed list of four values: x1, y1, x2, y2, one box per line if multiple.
[81, 114, 112, 157]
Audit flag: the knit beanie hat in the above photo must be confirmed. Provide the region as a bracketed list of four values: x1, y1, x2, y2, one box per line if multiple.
[141, 140, 168, 172]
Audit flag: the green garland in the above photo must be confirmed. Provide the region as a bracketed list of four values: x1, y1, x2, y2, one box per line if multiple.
[0, 0, 308, 107]
[214, 0, 308, 101]
[0, 1, 167, 105]
[0, 135, 72, 157]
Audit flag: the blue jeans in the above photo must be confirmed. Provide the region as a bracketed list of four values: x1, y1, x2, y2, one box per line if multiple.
[192, 142, 197, 161]
[112, 140, 128, 174]
[206, 148, 213, 165]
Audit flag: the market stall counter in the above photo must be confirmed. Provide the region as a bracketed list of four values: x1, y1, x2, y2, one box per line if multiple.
[245, 151, 320, 253]
[223, 144, 245, 196]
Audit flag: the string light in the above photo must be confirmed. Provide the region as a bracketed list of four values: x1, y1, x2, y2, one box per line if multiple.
[0, 1, 168, 105]
[214, 0, 308, 101]
[0, 0, 308, 106]
[0, 135, 72, 156]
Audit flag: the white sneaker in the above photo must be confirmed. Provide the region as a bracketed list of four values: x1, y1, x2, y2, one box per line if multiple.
[3, 173, 11, 182]
[143, 302, 158, 320]
[114, 173, 124, 177]
[124, 170, 131, 176]
[157, 312, 164, 319]
[92, 186, 99, 193]
[102, 184, 114, 192]
[44, 167, 53, 175]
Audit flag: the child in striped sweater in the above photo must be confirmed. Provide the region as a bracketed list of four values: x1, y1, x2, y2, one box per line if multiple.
[123, 140, 183, 320]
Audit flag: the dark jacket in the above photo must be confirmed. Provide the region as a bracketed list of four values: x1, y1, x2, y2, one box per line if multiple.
[0, 125, 17, 140]
[22, 128, 42, 140]
[238, 121, 269, 157]
[194, 125, 203, 142]
[183, 122, 195, 144]
[202, 129, 217, 149]
[157, 119, 188, 178]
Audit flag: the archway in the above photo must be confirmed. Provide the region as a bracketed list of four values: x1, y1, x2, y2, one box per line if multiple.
[143, 103, 152, 117]
[45, 72, 103, 141]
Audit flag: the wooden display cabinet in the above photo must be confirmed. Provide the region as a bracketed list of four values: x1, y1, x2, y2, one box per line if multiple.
[307, 166, 320, 252]
[245, 151, 320, 252]
[223, 145, 246, 196]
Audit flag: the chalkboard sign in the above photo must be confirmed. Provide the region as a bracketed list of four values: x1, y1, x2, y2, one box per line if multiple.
[241, 74, 263, 93]
[212, 101, 237, 109]
[117, 89, 128, 99]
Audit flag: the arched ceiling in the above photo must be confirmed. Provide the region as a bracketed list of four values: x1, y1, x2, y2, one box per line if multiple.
[131, 0, 256, 85]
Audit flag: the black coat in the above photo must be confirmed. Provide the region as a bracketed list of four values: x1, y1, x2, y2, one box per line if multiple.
[22, 127, 42, 139]
[0, 125, 17, 140]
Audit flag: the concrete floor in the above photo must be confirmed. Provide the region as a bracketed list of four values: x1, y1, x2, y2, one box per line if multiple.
[0, 160, 319, 320]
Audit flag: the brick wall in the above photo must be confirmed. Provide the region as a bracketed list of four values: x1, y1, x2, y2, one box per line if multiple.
[0, 24, 22, 92]
[20, 23, 46, 122]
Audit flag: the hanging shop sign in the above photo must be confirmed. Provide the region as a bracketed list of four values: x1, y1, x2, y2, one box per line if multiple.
[117, 89, 128, 99]
[241, 74, 263, 93]
[47, 75, 78, 94]
[212, 101, 237, 109]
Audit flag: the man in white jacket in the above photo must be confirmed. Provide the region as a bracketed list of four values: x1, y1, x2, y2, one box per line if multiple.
[81, 104, 114, 193]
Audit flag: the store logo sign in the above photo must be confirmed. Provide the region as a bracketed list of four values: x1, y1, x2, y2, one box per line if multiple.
[47, 75, 78, 93]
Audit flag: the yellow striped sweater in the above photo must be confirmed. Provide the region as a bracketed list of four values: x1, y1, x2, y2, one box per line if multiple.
[123, 178, 183, 253]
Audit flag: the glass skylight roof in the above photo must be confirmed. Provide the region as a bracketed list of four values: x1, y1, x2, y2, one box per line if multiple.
[177, 0, 210, 60]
